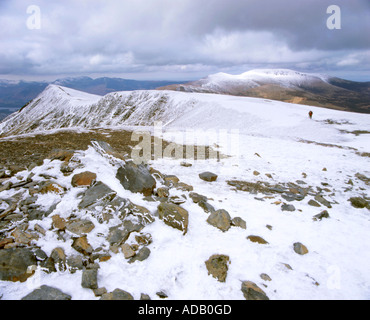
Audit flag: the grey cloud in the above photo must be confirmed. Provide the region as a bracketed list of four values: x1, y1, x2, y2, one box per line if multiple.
[0, 0, 369, 80]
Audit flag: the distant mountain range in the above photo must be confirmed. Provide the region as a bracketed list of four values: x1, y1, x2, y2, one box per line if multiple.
[158, 69, 370, 114]
[1, 69, 369, 122]
[0, 77, 185, 120]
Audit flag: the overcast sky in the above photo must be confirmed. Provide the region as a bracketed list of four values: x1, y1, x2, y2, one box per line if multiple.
[0, 0, 369, 81]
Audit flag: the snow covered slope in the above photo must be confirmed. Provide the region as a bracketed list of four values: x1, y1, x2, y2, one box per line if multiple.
[0, 84, 370, 301]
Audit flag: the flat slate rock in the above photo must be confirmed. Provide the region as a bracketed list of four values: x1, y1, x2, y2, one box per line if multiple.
[22, 285, 72, 300]
[116, 161, 156, 196]
[78, 181, 117, 209]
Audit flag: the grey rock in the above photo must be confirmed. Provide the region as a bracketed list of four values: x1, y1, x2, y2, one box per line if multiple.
[231, 217, 247, 229]
[293, 242, 309, 255]
[260, 273, 272, 282]
[116, 161, 156, 196]
[0, 248, 37, 282]
[22, 285, 72, 300]
[50, 247, 67, 272]
[140, 293, 151, 300]
[156, 291, 168, 299]
[308, 199, 321, 207]
[206, 209, 232, 232]
[281, 204, 296, 212]
[157, 202, 189, 235]
[197, 200, 215, 214]
[81, 269, 98, 290]
[121, 243, 136, 259]
[241, 281, 269, 300]
[199, 172, 218, 182]
[313, 210, 330, 221]
[78, 181, 117, 209]
[100, 288, 134, 300]
[93, 287, 107, 297]
[314, 195, 332, 208]
[349, 197, 370, 209]
[107, 220, 144, 246]
[128, 247, 151, 264]
[66, 219, 95, 236]
[66, 255, 85, 273]
[189, 192, 208, 203]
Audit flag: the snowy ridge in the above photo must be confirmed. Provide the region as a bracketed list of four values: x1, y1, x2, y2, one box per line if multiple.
[195, 69, 329, 91]
[1, 84, 370, 148]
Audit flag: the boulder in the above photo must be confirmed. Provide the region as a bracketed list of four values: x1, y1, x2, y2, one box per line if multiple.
[313, 210, 330, 221]
[78, 181, 117, 209]
[127, 201, 155, 225]
[293, 242, 309, 255]
[231, 217, 247, 229]
[175, 182, 194, 192]
[281, 204, 296, 212]
[81, 269, 98, 290]
[121, 243, 136, 259]
[140, 293, 151, 300]
[156, 187, 170, 198]
[52, 215, 67, 231]
[116, 161, 156, 196]
[72, 236, 94, 256]
[199, 172, 218, 182]
[349, 197, 370, 209]
[189, 192, 208, 203]
[241, 281, 269, 300]
[100, 288, 134, 300]
[128, 247, 151, 264]
[66, 255, 85, 273]
[163, 175, 179, 187]
[22, 285, 72, 300]
[66, 219, 95, 236]
[50, 247, 67, 272]
[205, 254, 230, 283]
[157, 202, 189, 235]
[206, 209, 232, 232]
[0, 248, 37, 282]
[107, 220, 144, 246]
[247, 235, 269, 245]
[71, 171, 97, 187]
[314, 195, 332, 208]
[308, 200, 321, 207]
[198, 201, 215, 214]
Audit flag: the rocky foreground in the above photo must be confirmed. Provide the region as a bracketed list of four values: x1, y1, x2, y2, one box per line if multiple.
[0, 140, 255, 300]
[0, 137, 369, 300]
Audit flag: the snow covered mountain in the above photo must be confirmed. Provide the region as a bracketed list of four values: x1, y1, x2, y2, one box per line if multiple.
[158, 69, 370, 114]
[0, 77, 184, 121]
[0, 83, 368, 144]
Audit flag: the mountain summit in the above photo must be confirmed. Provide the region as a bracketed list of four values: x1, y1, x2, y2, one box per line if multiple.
[158, 69, 370, 113]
